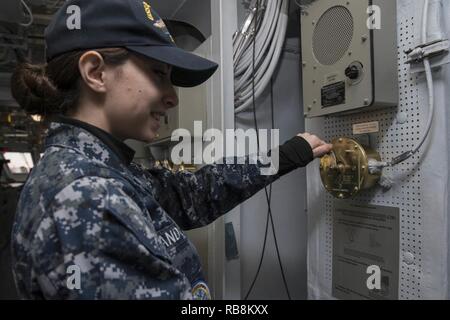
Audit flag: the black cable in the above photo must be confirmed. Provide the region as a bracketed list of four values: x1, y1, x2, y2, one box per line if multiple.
[243, 184, 272, 300]
[266, 78, 291, 300]
[243, 0, 291, 300]
[243, 0, 268, 299]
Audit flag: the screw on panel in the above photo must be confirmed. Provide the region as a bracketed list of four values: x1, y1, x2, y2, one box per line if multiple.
[397, 112, 408, 124]
[364, 99, 370, 105]
[403, 252, 415, 265]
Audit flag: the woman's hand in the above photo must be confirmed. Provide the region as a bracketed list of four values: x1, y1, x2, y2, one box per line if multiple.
[297, 133, 333, 158]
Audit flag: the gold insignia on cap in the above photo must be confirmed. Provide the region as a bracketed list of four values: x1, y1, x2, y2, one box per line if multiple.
[143, 2, 154, 21]
[153, 18, 175, 43]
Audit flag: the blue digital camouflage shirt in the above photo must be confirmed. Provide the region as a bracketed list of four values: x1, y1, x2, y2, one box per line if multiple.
[11, 120, 301, 300]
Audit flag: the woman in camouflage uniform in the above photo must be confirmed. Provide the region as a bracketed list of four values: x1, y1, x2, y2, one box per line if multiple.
[10, 0, 332, 299]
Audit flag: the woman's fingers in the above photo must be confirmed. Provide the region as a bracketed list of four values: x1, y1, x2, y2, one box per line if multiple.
[298, 133, 326, 149]
[297, 132, 333, 158]
[312, 143, 333, 158]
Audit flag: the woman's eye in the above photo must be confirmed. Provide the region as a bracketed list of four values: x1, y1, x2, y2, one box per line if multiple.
[154, 70, 168, 78]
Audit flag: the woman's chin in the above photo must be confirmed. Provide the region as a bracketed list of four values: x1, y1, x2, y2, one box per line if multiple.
[144, 130, 159, 143]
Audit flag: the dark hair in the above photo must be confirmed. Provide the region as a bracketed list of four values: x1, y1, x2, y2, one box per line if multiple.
[10, 47, 130, 121]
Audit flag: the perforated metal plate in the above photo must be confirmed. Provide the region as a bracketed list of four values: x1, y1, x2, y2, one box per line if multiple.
[323, 13, 423, 300]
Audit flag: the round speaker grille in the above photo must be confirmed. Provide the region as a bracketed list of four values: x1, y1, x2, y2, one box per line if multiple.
[313, 6, 354, 66]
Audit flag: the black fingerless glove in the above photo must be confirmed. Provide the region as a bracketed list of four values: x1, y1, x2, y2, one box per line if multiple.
[277, 136, 314, 175]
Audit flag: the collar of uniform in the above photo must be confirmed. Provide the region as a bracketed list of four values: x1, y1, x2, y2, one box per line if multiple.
[44, 116, 136, 167]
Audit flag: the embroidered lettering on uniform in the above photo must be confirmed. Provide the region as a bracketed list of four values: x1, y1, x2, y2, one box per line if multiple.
[159, 226, 182, 248]
[143, 2, 154, 21]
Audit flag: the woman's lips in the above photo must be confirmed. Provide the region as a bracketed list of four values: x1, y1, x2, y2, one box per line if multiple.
[150, 111, 164, 129]
[150, 111, 162, 121]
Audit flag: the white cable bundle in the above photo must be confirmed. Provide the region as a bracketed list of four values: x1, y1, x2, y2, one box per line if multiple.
[233, 0, 289, 113]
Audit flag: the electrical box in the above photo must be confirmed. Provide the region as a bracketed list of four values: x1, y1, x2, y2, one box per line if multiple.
[301, 0, 398, 117]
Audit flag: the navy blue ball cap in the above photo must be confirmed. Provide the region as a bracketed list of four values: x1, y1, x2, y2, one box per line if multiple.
[44, 0, 218, 87]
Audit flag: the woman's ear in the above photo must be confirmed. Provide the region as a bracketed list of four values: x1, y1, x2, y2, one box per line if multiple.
[78, 51, 108, 93]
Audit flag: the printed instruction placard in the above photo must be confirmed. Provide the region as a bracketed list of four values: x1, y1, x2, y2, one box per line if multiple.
[332, 202, 399, 300]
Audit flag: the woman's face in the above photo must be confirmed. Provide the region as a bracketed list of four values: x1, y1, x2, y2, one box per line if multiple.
[103, 54, 178, 142]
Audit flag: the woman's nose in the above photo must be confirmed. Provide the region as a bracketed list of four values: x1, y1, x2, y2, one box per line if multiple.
[163, 85, 179, 109]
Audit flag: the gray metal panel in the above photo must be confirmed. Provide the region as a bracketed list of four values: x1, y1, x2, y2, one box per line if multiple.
[307, 0, 450, 299]
[441, 0, 450, 300]
[372, 0, 399, 107]
[208, 0, 238, 300]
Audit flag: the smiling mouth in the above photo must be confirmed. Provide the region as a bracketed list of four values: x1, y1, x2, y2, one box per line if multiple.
[151, 111, 166, 122]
